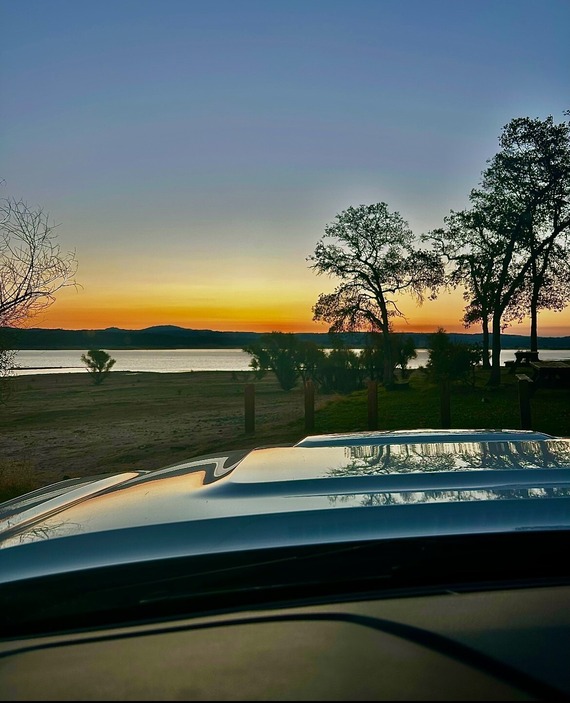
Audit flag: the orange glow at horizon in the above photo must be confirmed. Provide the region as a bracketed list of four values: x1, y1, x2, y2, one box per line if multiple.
[26, 260, 570, 337]
[30, 288, 332, 333]
[35, 305, 332, 333]
[33, 290, 570, 337]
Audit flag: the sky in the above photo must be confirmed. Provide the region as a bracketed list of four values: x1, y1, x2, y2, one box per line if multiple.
[1, 0, 569, 336]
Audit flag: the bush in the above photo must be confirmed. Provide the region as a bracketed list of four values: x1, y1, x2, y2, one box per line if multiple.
[426, 328, 483, 386]
[317, 346, 365, 394]
[360, 332, 417, 383]
[243, 333, 300, 391]
[81, 349, 116, 385]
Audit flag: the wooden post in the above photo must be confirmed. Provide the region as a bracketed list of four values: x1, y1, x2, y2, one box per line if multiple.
[368, 380, 378, 430]
[304, 380, 315, 433]
[517, 374, 533, 430]
[244, 383, 255, 434]
[440, 378, 451, 429]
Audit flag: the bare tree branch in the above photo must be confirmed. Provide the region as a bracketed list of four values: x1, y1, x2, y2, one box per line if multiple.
[0, 197, 78, 328]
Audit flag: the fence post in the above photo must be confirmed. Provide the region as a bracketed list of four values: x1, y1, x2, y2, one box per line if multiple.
[244, 383, 255, 434]
[368, 380, 378, 430]
[517, 375, 533, 430]
[440, 378, 451, 429]
[304, 380, 315, 433]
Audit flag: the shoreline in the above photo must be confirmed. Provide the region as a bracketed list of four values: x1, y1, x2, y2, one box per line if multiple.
[9, 348, 570, 377]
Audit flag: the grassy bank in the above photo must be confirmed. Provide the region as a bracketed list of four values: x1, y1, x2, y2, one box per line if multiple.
[1, 366, 569, 501]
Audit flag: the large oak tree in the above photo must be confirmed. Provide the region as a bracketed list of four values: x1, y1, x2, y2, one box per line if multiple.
[308, 202, 443, 387]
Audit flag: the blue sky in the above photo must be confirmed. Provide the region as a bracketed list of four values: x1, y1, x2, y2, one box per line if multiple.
[1, 0, 569, 333]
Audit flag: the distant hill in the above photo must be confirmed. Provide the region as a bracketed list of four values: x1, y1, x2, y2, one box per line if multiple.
[2, 326, 570, 350]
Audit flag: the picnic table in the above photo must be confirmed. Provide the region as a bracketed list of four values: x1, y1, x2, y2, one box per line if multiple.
[515, 350, 540, 364]
[529, 360, 570, 388]
[508, 349, 540, 374]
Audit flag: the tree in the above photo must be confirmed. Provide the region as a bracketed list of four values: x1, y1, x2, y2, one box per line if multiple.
[359, 332, 385, 382]
[0, 193, 76, 402]
[308, 202, 443, 387]
[427, 112, 570, 386]
[427, 209, 519, 370]
[293, 340, 327, 388]
[0, 337, 16, 404]
[243, 333, 300, 391]
[1, 196, 77, 328]
[426, 328, 483, 387]
[360, 332, 417, 381]
[393, 335, 418, 379]
[480, 113, 570, 372]
[514, 238, 570, 351]
[316, 340, 365, 394]
[81, 349, 116, 385]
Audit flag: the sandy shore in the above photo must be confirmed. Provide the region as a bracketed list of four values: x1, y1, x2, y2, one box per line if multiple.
[0, 370, 325, 489]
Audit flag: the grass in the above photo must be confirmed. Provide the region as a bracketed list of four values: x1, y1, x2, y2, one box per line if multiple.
[0, 365, 568, 501]
[312, 368, 570, 436]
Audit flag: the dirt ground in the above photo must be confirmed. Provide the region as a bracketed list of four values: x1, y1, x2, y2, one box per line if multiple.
[0, 370, 328, 490]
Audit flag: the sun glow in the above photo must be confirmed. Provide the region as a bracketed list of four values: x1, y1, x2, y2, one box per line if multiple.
[33, 277, 570, 338]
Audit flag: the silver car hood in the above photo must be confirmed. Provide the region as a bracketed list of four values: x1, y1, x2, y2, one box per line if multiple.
[1, 430, 570, 582]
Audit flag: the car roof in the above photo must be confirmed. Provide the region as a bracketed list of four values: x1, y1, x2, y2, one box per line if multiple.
[295, 428, 556, 446]
[1, 429, 570, 583]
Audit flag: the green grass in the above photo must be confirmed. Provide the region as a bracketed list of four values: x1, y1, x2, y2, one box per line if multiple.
[312, 367, 569, 437]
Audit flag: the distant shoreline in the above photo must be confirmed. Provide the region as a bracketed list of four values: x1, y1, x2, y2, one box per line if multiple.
[2, 325, 570, 351]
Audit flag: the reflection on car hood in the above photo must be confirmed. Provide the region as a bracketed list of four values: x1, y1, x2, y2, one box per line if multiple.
[1, 430, 570, 582]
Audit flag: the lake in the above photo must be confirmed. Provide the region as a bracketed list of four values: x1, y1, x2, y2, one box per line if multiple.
[10, 348, 570, 376]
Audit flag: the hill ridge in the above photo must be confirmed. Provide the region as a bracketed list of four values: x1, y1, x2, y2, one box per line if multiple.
[2, 326, 569, 350]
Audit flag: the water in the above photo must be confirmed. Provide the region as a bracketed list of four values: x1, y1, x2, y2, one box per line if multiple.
[10, 348, 570, 376]
[11, 349, 254, 375]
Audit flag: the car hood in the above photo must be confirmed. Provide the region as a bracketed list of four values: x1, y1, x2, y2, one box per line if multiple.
[1, 430, 570, 581]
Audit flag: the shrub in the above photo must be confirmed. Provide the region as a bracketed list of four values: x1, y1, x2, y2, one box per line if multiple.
[360, 332, 417, 383]
[243, 333, 299, 391]
[81, 349, 116, 385]
[426, 328, 483, 386]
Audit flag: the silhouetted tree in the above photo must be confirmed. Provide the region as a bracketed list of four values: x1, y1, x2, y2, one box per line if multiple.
[427, 112, 570, 385]
[428, 209, 520, 370]
[294, 340, 327, 388]
[309, 202, 443, 388]
[393, 335, 418, 379]
[0, 191, 77, 403]
[316, 340, 364, 394]
[1, 196, 77, 328]
[481, 113, 570, 368]
[81, 349, 116, 385]
[360, 332, 417, 380]
[0, 336, 15, 404]
[515, 240, 570, 351]
[243, 332, 300, 391]
[426, 328, 483, 387]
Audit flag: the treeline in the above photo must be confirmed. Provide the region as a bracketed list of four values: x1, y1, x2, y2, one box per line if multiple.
[3, 325, 569, 351]
[244, 330, 487, 393]
[308, 112, 570, 388]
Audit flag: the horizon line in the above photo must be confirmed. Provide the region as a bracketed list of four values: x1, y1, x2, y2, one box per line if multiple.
[8, 325, 570, 338]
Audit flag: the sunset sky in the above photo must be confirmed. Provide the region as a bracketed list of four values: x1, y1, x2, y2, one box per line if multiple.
[1, 0, 569, 336]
